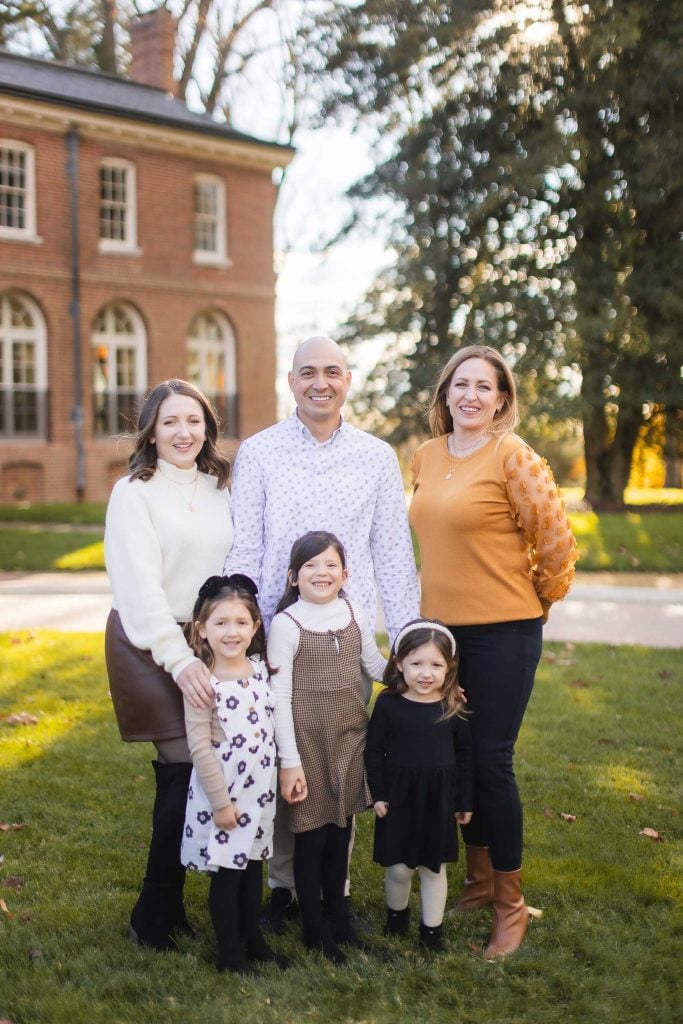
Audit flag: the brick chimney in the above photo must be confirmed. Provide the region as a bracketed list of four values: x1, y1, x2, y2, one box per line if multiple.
[129, 8, 177, 94]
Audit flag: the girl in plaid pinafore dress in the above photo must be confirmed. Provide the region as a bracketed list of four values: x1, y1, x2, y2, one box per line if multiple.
[267, 531, 386, 964]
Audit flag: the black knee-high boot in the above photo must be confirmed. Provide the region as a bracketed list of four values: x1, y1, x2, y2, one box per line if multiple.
[239, 860, 288, 967]
[129, 760, 193, 951]
[209, 867, 251, 974]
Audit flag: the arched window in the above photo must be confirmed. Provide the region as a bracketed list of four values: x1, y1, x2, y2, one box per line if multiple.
[187, 310, 237, 436]
[0, 291, 47, 438]
[92, 302, 147, 435]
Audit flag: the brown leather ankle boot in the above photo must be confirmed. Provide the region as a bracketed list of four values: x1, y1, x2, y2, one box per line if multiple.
[452, 845, 494, 912]
[484, 868, 529, 959]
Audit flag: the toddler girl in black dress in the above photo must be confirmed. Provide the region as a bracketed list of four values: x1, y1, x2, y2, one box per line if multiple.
[364, 619, 473, 952]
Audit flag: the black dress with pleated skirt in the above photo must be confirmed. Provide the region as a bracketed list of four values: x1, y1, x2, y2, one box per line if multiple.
[364, 692, 474, 874]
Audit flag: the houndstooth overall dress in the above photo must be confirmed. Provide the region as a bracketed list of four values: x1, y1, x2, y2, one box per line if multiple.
[283, 599, 371, 833]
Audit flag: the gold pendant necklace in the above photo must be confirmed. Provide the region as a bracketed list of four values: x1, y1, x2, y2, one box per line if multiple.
[445, 433, 490, 478]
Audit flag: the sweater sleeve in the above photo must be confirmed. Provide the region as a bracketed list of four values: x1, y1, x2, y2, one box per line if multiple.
[453, 715, 474, 813]
[504, 443, 579, 613]
[364, 694, 390, 803]
[184, 696, 231, 812]
[267, 613, 302, 769]
[104, 480, 199, 680]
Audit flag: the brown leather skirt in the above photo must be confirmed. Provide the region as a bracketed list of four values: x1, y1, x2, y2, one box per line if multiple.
[105, 610, 186, 743]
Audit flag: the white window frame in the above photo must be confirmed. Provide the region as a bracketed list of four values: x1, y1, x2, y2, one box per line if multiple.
[92, 302, 147, 436]
[0, 140, 40, 243]
[192, 174, 229, 267]
[187, 309, 237, 434]
[0, 291, 48, 438]
[98, 159, 140, 254]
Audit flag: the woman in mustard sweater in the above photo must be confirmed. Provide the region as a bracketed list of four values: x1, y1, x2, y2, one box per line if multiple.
[410, 345, 577, 959]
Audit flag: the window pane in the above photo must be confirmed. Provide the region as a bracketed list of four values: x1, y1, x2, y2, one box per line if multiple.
[100, 164, 129, 242]
[194, 181, 219, 253]
[13, 390, 38, 433]
[0, 147, 27, 229]
[116, 346, 136, 388]
[13, 341, 36, 385]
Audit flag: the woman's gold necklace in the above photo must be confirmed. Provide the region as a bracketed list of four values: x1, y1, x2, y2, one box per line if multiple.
[156, 464, 199, 511]
[445, 432, 490, 479]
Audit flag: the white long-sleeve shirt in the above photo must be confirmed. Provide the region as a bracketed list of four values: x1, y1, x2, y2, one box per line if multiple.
[267, 596, 387, 769]
[104, 459, 233, 680]
[224, 411, 420, 639]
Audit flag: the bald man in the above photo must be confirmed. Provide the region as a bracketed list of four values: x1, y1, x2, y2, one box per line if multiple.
[224, 335, 420, 927]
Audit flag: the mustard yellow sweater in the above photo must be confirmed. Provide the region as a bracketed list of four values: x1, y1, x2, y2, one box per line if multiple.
[410, 434, 577, 625]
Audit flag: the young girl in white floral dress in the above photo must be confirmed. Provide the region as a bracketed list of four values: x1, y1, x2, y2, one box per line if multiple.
[181, 574, 285, 974]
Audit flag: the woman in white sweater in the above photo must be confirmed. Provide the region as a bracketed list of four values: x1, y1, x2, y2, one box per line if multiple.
[104, 379, 233, 951]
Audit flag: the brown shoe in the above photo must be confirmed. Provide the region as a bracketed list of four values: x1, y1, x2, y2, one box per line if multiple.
[452, 845, 494, 912]
[484, 868, 529, 959]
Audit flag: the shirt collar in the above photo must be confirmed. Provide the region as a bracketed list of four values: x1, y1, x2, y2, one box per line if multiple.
[290, 409, 346, 446]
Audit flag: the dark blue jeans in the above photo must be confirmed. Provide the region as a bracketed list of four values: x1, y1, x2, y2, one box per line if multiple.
[449, 618, 543, 872]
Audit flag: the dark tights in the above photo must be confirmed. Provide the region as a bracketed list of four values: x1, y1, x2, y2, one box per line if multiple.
[449, 617, 542, 872]
[294, 819, 352, 944]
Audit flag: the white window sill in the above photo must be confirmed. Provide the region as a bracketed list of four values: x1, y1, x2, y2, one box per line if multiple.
[98, 241, 142, 256]
[192, 251, 232, 269]
[0, 231, 43, 245]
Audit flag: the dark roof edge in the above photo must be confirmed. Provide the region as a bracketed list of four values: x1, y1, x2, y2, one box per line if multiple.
[0, 50, 294, 155]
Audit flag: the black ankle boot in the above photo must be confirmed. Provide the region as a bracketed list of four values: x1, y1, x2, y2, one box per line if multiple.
[129, 761, 193, 951]
[384, 906, 410, 937]
[419, 922, 445, 953]
[304, 922, 347, 966]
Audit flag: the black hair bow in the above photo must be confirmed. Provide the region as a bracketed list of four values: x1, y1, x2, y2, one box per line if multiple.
[197, 574, 258, 601]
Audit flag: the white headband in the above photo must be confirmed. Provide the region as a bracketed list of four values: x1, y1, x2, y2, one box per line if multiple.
[393, 619, 456, 657]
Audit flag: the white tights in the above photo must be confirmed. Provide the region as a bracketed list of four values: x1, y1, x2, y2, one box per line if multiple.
[385, 862, 448, 928]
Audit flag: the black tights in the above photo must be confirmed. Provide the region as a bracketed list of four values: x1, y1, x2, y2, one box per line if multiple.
[209, 860, 264, 953]
[294, 819, 352, 942]
[449, 617, 542, 872]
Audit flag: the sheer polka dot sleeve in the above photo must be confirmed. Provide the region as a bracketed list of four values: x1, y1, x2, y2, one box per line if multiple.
[504, 443, 578, 613]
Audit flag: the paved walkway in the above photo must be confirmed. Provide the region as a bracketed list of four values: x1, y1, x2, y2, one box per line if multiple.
[0, 571, 681, 647]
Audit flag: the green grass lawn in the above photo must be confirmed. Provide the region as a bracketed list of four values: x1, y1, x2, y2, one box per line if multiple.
[1, 633, 680, 1024]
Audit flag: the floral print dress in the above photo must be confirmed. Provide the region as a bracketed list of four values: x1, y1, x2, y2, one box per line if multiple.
[181, 660, 277, 872]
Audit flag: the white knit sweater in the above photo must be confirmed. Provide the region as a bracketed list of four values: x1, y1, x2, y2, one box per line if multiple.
[104, 459, 233, 680]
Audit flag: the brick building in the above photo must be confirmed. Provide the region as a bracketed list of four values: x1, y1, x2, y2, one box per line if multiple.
[0, 13, 293, 503]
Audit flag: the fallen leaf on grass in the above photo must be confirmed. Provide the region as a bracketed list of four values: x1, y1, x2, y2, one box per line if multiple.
[557, 659, 577, 667]
[3, 713, 38, 726]
[133, 775, 146, 783]
[2, 876, 25, 889]
[0, 898, 14, 918]
[527, 906, 543, 919]
[658, 669, 672, 680]
[569, 678, 589, 689]
[28, 948, 43, 960]
[19, 911, 33, 923]
[0, 822, 28, 832]
[639, 828, 663, 841]
[629, 793, 645, 802]
[598, 737, 617, 746]
[467, 941, 482, 955]
[560, 813, 577, 822]
[543, 807, 554, 818]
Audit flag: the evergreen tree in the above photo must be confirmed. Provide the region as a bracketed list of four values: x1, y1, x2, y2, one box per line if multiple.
[307, 0, 683, 507]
